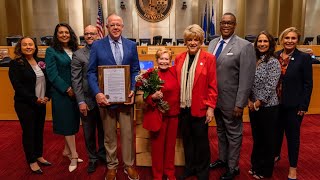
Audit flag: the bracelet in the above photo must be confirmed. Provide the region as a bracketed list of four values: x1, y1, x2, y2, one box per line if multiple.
[253, 102, 259, 111]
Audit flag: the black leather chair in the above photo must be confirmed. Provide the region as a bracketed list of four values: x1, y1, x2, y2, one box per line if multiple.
[40, 36, 53, 46]
[79, 36, 86, 46]
[6, 36, 22, 46]
[162, 38, 173, 45]
[245, 35, 257, 43]
[153, 36, 162, 45]
[317, 35, 320, 45]
[139, 39, 151, 46]
[303, 37, 314, 45]
[176, 39, 185, 46]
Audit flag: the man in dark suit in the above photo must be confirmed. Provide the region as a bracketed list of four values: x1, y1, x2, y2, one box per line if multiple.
[87, 14, 140, 180]
[208, 12, 256, 180]
[71, 25, 105, 173]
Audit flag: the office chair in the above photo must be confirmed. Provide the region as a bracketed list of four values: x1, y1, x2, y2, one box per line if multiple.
[153, 36, 162, 45]
[161, 38, 173, 45]
[303, 37, 314, 45]
[139, 39, 151, 46]
[79, 36, 86, 46]
[40, 36, 53, 46]
[176, 39, 185, 46]
[245, 35, 257, 43]
[316, 35, 320, 45]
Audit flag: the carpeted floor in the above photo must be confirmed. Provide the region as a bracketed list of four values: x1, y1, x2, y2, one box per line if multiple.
[0, 114, 319, 180]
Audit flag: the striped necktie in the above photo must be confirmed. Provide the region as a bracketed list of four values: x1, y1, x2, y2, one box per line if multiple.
[113, 41, 122, 65]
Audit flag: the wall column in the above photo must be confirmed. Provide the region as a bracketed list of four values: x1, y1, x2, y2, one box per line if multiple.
[292, 0, 306, 39]
[267, 0, 280, 37]
[57, 0, 69, 23]
[20, 0, 34, 36]
[236, 0, 246, 37]
[0, 0, 8, 45]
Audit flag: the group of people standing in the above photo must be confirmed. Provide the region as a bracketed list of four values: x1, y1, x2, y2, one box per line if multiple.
[8, 11, 312, 180]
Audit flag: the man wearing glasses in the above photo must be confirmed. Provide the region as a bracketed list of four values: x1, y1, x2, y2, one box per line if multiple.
[71, 25, 106, 173]
[87, 14, 140, 180]
[208, 12, 256, 180]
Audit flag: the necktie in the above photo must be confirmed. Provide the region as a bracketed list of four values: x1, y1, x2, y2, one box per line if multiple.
[215, 40, 225, 59]
[113, 41, 122, 65]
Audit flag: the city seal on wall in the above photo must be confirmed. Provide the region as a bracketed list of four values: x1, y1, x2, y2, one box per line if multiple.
[135, 0, 173, 23]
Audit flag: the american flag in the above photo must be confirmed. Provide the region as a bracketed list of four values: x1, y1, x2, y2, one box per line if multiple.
[203, 2, 208, 39]
[96, 0, 104, 39]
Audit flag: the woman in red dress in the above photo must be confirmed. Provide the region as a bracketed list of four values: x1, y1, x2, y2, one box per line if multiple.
[143, 48, 180, 180]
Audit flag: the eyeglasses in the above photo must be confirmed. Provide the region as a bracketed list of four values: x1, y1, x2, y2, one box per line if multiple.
[84, 32, 97, 36]
[220, 21, 235, 26]
[108, 24, 123, 28]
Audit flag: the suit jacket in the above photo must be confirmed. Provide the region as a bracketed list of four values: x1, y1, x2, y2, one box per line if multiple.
[208, 35, 256, 110]
[87, 36, 140, 97]
[175, 49, 218, 117]
[9, 57, 50, 105]
[71, 45, 96, 110]
[275, 48, 313, 111]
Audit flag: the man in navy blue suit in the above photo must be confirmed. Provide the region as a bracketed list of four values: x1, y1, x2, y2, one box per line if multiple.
[87, 14, 140, 180]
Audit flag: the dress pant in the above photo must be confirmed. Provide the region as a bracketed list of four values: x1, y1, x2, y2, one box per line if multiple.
[214, 108, 242, 170]
[99, 106, 134, 169]
[180, 108, 210, 180]
[275, 106, 302, 167]
[81, 106, 106, 162]
[14, 102, 46, 164]
[249, 105, 279, 177]
[151, 116, 178, 180]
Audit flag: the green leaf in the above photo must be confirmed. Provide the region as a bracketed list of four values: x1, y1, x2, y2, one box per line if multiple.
[143, 92, 149, 99]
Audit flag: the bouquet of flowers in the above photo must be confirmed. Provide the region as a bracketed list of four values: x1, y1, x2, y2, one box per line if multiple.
[135, 68, 169, 113]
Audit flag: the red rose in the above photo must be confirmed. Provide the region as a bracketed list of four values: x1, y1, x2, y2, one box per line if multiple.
[135, 81, 143, 87]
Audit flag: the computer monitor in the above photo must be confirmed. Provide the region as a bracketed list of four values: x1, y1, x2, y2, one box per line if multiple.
[176, 39, 184, 46]
[139, 39, 151, 46]
[40, 36, 53, 46]
[303, 37, 314, 45]
[139, 61, 154, 70]
[6, 36, 22, 46]
[162, 38, 172, 46]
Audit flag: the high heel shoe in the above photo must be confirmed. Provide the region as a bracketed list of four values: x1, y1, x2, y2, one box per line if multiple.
[31, 168, 43, 174]
[69, 158, 78, 172]
[37, 159, 52, 166]
[63, 152, 83, 163]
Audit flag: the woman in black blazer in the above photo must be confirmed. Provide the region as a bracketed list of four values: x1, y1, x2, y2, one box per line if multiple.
[274, 27, 313, 180]
[9, 37, 51, 174]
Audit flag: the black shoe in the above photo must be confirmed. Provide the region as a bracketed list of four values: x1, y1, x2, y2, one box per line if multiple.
[220, 169, 240, 180]
[87, 161, 97, 173]
[31, 168, 43, 174]
[179, 169, 195, 180]
[209, 159, 227, 169]
[38, 160, 52, 166]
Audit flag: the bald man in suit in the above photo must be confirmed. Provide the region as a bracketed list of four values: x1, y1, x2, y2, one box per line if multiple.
[71, 25, 106, 173]
[208, 12, 256, 180]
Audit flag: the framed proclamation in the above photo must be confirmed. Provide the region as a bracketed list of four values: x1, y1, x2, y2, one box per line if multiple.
[98, 65, 131, 104]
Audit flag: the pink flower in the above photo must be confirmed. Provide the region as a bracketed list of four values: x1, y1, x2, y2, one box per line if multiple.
[38, 61, 46, 69]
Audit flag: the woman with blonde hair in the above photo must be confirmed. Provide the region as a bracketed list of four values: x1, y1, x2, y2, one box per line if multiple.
[175, 24, 218, 180]
[274, 27, 313, 180]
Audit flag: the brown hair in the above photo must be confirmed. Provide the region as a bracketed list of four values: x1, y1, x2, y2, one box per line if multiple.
[253, 31, 276, 62]
[14, 36, 38, 59]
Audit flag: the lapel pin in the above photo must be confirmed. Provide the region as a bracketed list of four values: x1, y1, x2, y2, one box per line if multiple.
[291, 57, 294, 61]
[200, 62, 203, 66]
